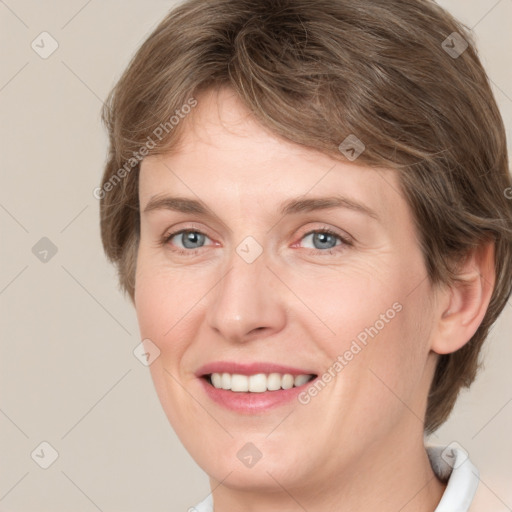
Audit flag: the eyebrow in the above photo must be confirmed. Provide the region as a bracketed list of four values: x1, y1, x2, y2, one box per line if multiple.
[143, 194, 379, 221]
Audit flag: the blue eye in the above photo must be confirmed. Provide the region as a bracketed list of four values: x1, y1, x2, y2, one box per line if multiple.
[161, 227, 351, 256]
[302, 230, 341, 251]
[163, 230, 211, 254]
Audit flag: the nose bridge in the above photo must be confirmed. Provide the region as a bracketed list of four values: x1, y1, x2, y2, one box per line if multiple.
[206, 238, 283, 342]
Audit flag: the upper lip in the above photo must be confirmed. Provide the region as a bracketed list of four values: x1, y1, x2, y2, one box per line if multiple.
[195, 361, 317, 377]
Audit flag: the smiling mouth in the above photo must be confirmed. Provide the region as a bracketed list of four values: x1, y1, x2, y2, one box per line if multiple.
[203, 372, 317, 393]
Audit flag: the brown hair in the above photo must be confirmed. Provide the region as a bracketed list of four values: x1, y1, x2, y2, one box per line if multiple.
[99, 0, 512, 433]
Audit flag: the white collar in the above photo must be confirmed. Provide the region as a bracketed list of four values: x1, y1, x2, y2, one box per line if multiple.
[191, 444, 479, 512]
[427, 444, 479, 511]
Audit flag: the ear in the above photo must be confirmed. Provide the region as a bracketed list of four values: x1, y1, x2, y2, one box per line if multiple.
[430, 240, 495, 355]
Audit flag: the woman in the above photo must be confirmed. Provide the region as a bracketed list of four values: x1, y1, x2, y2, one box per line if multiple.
[98, 1, 512, 510]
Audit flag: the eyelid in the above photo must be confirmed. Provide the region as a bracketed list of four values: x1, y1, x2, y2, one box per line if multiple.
[161, 221, 215, 241]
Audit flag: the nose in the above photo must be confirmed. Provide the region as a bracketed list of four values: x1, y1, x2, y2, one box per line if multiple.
[206, 246, 287, 344]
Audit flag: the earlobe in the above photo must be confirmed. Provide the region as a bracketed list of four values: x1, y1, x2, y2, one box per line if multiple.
[431, 240, 495, 355]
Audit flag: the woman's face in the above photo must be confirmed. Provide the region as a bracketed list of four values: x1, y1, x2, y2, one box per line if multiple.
[135, 87, 440, 494]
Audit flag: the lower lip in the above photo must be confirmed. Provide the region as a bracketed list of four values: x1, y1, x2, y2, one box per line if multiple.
[198, 376, 317, 413]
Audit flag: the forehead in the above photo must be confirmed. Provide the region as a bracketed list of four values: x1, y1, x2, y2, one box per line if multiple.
[139, 88, 408, 227]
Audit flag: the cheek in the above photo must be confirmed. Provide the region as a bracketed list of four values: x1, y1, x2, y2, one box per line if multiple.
[359, 296, 433, 424]
[309, 260, 432, 403]
[134, 261, 199, 359]
[304, 263, 403, 348]
[134, 263, 206, 425]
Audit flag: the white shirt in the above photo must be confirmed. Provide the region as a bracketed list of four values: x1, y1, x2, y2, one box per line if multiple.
[189, 445, 479, 512]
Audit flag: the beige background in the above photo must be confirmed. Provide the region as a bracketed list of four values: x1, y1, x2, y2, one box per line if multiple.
[1, 1, 511, 510]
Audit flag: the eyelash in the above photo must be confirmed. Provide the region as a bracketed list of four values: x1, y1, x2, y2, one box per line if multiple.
[159, 226, 353, 257]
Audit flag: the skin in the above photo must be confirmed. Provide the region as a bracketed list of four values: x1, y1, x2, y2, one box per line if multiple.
[134, 86, 495, 512]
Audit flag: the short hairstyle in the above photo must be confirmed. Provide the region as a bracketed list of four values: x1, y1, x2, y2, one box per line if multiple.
[99, 0, 512, 433]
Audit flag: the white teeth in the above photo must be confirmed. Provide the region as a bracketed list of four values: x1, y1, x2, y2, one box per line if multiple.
[221, 373, 231, 390]
[282, 374, 294, 389]
[209, 372, 315, 392]
[267, 373, 282, 391]
[211, 373, 222, 388]
[248, 373, 267, 392]
[294, 374, 311, 387]
[231, 374, 249, 392]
